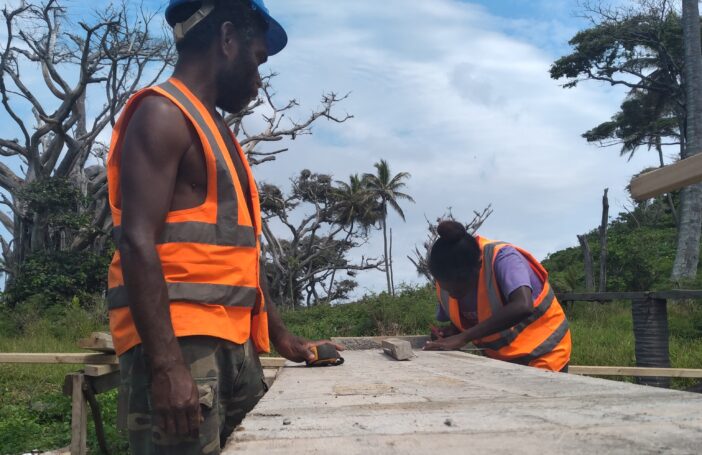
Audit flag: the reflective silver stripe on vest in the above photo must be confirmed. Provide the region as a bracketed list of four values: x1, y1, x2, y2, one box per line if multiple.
[112, 80, 256, 249]
[109, 81, 259, 311]
[507, 318, 570, 366]
[112, 223, 256, 248]
[107, 283, 258, 310]
[438, 288, 452, 319]
[438, 241, 507, 330]
[482, 242, 508, 315]
[474, 286, 557, 351]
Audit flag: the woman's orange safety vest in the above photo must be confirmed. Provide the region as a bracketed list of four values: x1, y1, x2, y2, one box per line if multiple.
[436, 236, 571, 371]
[107, 78, 269, 356]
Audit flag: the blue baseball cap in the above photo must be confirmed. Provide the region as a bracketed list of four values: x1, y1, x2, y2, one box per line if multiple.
[165, 0, 288, 56]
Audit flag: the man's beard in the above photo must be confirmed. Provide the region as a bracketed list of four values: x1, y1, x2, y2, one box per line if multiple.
[215, 57, 258, 114]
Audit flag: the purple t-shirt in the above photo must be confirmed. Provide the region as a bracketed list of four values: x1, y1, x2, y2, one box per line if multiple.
[436, 246, 543, 324]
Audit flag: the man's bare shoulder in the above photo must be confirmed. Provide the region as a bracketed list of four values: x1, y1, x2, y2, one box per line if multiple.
[122, 93, 193, 158]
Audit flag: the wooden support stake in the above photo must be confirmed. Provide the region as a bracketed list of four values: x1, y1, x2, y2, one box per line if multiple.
[69, 373, 88, 455]
[382, 338, 414, 361]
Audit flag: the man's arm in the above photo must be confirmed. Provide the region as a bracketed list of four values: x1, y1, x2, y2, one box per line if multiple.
[119, 95, 201, 437]
[258, 266, 343, 362]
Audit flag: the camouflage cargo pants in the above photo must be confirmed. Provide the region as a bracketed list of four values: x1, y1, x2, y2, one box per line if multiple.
[119, 337, 267, 454]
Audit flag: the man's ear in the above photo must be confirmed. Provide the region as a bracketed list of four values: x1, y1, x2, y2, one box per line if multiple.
[220, 21, 240, 59]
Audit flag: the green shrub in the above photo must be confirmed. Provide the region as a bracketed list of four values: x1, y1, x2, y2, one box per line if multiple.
[5, 250, 111, 308]
[281, 286, 437, 340]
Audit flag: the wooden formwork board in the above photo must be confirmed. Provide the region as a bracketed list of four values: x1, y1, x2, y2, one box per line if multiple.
[630, 153, 702, 201]
[570, 366, 702, 378]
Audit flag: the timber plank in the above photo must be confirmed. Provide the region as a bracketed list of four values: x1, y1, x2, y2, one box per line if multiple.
[260, 357, 286, 368]
[63, 370, 121, 396]
[557, 292, 648, 302]
[558, 290, 702, 302]
[570, 366, 702, 378]
[90, 370, 122, 394]
[84, 364, 120, 377]
[630, 153, 702, 201]
[77, 332, 115, 353]
[652, 289, 702, 300]
[0, 353, 117, 364]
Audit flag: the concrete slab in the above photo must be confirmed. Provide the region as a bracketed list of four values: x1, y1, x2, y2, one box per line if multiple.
[224, 351, 702, 454]
[331, 336, 430, 350]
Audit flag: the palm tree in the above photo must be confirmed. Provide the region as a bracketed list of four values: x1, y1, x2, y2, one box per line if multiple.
[583, 86, 680, 225]
[323, 174, 379, 300]
[333, 174, 378, 231]
[364, 160, 415, 296]
[673, 0, 702, 282]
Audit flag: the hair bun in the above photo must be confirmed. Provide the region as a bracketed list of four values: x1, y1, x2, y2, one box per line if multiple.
[437, 220, 467, 244]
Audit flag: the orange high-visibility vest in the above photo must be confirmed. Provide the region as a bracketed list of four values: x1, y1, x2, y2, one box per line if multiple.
[107, 78, 269, 356]
[436, 236, 571, 371]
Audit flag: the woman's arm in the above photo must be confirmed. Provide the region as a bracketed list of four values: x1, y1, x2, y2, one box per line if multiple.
[424, 286, 534, 350]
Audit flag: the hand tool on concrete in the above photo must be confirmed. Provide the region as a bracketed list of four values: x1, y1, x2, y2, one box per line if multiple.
[306, 343, 345, 367]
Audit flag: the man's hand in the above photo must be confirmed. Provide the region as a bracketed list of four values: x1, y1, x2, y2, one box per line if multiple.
[275, 333, 345, 363]
[151, 363, 202, 437]
[423, 332, 469, 351]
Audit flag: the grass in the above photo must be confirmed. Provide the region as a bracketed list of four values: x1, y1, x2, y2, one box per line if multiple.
[0, 304, 126, 455]
[1, 287, 701, 454]
[0, 335, 126, 455]
[566, 300, 702, 388]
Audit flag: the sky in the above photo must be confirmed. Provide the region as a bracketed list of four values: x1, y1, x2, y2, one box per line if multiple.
[0, 0, 667, 298]
[249, 0, 659, 296]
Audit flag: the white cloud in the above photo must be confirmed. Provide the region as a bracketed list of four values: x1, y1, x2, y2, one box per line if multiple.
[252, 0, 660, 296]
[0, 0, 664, 297]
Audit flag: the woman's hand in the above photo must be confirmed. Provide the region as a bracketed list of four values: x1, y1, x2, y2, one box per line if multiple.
[423, 332, 470, 351]
[430, 324, 461, 340]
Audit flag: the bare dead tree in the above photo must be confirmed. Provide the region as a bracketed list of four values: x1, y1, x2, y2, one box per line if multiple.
[408, 206, 493, 283]
[222, 72, 359, 307]
[599, 188, 609, 292]
[259, 172, 382, 308]
[0, 2, 357, 307]
[0, 0, 174, 282]
[225, 72, 353, 166]
[556, 0, 702, 282]
[389, 227, 395, 294]
[577, 234, 595, 292]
